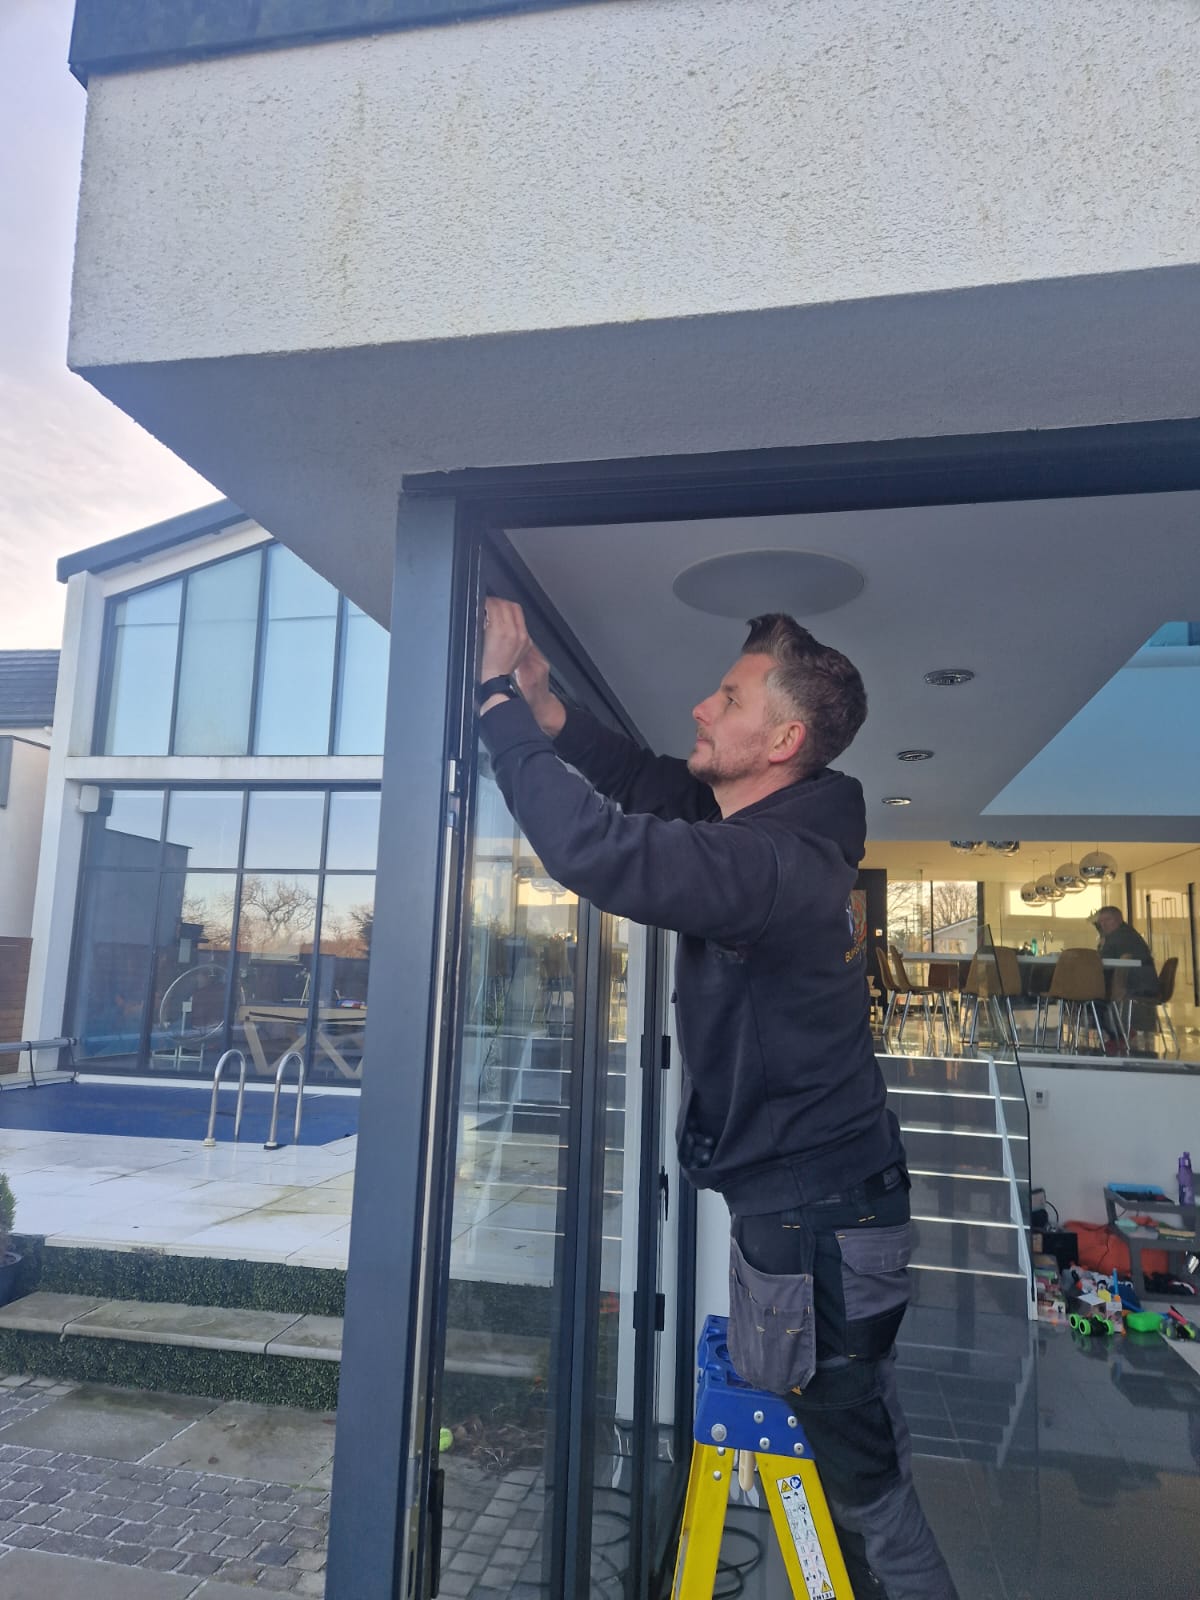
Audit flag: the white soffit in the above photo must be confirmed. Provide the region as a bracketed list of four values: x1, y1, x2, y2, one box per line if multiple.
[508, 490, 1200, 843]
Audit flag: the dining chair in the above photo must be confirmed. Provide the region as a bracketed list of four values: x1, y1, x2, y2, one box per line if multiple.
[888, 945, 953, 1052]
[959, 947, 1022, 1050]
[1035, 948, 1122, 1053]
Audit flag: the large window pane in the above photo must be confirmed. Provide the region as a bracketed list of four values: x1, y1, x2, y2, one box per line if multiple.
[312, 874, 373, 1080]
[255, 547, 338, 754]
[174, 551, 261, 754]
[325, 792, 380, 871]
[334, 602, 388, 754]
[148, 872, 236, 1072]
[71, 868, 157, 1060]
[102, 581, 181, 754]
[166, 791, 244, 870]
[244, 791, 325, 869]
[92, 791, 165, 869]
[233, 872, 319, 1076]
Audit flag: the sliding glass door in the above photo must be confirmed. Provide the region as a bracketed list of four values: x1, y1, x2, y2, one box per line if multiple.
[422, 552, 686, 1598]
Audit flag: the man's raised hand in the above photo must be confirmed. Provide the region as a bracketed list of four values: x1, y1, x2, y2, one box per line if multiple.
[514, 642, 567, 738]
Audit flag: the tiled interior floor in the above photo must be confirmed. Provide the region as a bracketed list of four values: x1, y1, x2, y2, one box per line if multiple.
[731, 1313, 1200, 1600]
[0, 1126, 354, 1268]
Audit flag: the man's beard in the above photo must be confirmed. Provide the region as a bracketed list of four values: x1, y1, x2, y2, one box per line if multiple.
[687, 736, 759, 785]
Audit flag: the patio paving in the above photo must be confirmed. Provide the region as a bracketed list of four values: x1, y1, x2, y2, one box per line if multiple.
[0, 1375, 331, 1597]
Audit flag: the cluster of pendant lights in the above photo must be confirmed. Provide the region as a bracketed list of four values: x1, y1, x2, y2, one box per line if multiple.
[1019, 851, 1119, 905]
[949, 841, 1119, 905]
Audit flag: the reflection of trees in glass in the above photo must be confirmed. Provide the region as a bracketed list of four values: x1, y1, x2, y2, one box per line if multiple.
[237, 875, 318, 952]
[181, 893, 233, 951]
[318, 904, 373, 958]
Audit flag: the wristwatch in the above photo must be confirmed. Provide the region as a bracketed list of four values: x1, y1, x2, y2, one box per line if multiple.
[475, 675, 519, 708]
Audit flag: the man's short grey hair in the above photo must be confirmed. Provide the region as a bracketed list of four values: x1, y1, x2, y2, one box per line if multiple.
[743, 613, 867, 774]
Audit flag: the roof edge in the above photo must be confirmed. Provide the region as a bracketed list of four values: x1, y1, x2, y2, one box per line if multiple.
[56, 501, 249, 582]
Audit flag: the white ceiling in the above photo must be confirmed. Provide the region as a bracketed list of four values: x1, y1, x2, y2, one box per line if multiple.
[510, 489, 1200, 843]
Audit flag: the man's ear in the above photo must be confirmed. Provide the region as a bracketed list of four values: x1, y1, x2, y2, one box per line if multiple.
[767, 721, 807, 766]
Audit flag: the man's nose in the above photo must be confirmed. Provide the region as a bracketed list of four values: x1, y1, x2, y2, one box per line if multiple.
[692, 696, 713, 727]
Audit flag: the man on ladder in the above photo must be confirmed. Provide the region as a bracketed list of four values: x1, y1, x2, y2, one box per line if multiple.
[478, 602, 959, 1600]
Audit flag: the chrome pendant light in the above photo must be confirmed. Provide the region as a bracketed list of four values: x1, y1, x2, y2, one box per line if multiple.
[1079, 849, 1118, 884]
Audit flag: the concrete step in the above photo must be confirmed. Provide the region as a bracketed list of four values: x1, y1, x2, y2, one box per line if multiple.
[0, 1291, 342, 1360]
[0, 1291, 546, 1387]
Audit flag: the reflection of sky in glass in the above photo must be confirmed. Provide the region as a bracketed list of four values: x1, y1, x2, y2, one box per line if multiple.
[325, 792, 380, 871]
[106, 790, 164, 842]
[166, 791, 243, 868]
[243, 792, 325, 868]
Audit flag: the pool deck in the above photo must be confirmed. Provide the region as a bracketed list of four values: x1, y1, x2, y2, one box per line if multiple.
[0, 1125, 354, 1269]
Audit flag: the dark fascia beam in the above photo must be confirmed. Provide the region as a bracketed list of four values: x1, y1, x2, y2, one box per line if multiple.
[56, 501, 246, 583]
[68, 0, 600, 85]
[401, 418, 1200, 529]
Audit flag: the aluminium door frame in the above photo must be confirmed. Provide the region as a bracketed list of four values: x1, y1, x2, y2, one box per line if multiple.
[328, 415, 1200, 1600]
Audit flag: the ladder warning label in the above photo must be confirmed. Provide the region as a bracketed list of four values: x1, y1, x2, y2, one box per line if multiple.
[776, 1475, 836, 1598]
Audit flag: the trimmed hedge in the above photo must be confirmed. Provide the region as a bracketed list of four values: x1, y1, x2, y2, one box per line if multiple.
[0, 1327, 340, 1412]
[21, 1238, 344, 1317]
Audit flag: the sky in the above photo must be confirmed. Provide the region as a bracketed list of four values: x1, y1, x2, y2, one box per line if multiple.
[0, 0, 217, 651]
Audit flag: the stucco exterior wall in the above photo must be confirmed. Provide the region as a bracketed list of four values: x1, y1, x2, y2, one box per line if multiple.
[0, 736, 51, 940]
[70, 0, 1200, 370]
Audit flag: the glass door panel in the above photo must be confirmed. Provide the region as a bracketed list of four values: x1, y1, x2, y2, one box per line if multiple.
[439, 747, 578, 1597]
[590, 914, 646, 1597]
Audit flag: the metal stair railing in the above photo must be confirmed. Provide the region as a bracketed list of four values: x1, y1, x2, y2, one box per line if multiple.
[264, 1046, 307, 1151]
[202, 1049, 248, 1147]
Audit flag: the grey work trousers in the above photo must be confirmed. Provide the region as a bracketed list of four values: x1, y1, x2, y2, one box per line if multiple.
[731, 1178, 960, 1600]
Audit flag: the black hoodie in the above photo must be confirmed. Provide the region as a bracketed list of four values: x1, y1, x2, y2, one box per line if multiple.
[479, 699, 901, 1214]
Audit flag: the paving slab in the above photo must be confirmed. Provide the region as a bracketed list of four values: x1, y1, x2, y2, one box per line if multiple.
[0, 1547, 200, 1597]
[264, 1315, 342, 1362]
[143, 1400, 337, 1485]
[0, 1293, 108, 1335]
[68, 1300, 304, 1355]
[0, 1383, 216, 1461]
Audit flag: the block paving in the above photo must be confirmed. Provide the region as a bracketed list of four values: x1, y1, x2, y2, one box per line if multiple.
[0, 1376, 328, 1594]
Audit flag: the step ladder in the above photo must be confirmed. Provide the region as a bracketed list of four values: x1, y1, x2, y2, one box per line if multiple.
[672, 1316, 852, 1600]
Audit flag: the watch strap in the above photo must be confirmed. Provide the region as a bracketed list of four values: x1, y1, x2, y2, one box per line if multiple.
[476, 675, 519, 707]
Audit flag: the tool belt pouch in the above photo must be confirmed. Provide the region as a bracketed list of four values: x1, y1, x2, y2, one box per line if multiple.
[727, 1235, 816, 1394]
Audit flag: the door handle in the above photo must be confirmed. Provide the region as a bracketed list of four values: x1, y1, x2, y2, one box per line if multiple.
[659, 1167, 670, 1221]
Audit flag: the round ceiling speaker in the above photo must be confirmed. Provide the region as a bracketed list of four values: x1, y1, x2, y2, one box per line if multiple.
[924, 668, 975, 687]
[1020, 881, 1044, 906]
[1053, 861, 1086, 893]
[1079, 851, 1118, 883]
[672, 550, 865, 619]
[1035, 873, 1065, 902]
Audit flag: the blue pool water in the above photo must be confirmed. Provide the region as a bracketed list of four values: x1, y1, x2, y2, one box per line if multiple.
[0, 1080, 357, 1146]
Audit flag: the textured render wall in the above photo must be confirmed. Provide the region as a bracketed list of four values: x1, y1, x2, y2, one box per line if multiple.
[71, 0, 1200, 368]
[0, 741, 51, 939]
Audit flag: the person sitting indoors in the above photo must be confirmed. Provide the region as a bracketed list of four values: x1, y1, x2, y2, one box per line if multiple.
[1093, 906, 1159, 1055]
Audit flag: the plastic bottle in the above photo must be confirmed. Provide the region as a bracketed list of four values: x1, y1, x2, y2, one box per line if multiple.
[1179, 1152, 1195, 1207]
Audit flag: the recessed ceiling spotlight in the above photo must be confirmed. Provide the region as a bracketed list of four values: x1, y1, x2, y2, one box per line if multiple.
[896, 749, 934, 762]
[924, 668, 975, 687]
[881, 796, 912, 807]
